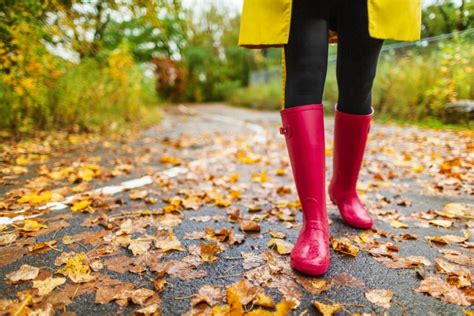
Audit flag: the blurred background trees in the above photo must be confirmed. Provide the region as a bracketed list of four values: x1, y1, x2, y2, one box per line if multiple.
[0, 0, 472, 133]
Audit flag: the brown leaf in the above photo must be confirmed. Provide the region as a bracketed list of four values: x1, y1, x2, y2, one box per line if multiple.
[6, 264, 40, 284]
[162, 260, 207, 280]
[95, 283, 135, 304]
[416, 276, 470, 306]
[331, 273, 365, 288]
[133, 303, 160, 316]
[295, 276, 332, 295]
[426, 233, 468, 244]
[331, 237, 359, 257]
[268, 230, 286, 239]
[129, 239, 152, 256]
[365, 289, 393, 309]
[240, 220, 261, 232]
[33, 277, 66, 296]
[129, 288, 155, 305]
[199, 242, 222, 263]
[439, 248, 474, 266]
[191, 285, 225, 307]
[0, 233, 17, 246]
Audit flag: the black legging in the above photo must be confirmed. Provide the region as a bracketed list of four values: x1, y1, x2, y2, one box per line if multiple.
[284, 0, 383, 115]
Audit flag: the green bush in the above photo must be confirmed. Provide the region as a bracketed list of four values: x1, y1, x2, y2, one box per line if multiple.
[229, 81, 282, 110]
[0, 43, 159, 133]
[228, 36, 474, 125]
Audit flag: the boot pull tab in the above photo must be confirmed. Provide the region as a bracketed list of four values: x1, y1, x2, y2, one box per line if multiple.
[280, 126, 291, 137]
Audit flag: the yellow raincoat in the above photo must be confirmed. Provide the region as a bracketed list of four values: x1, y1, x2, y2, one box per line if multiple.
[239, 0, 422, 48]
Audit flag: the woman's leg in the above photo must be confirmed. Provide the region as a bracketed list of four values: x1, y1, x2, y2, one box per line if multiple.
[284, 0, 329, 108]
[335, 0, 383, 115]
[329, 0, 383, 229]
[279, 0, 331, 275]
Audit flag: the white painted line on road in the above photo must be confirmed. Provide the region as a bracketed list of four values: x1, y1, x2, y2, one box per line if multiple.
[0, 111, 268, 226]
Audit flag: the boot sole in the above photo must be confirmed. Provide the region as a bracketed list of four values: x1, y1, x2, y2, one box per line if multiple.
[290, 258, 329, 276]
[329, 196, 373, 230]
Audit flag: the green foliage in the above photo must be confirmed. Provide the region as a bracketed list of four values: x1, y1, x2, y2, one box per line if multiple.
[229, 82, 282, 110]
[422, 0, 473, 37]
[0, 1, 168, 133]
[229, 36, 474, 125]
[0, 40, 157, 133]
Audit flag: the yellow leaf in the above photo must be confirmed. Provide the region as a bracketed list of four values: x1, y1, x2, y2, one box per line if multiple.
[251, 171, 268, 183]
[12, 166, 28, 174]
[429, 219, 453, 228]
[56, 253, 94, 283]
[268, 238, 293, 255]
[211, 305, 230, 316]
[275, 299, 296, 316]
[390, 220, 409, 229]
[199, 242, 222, 263]
[28, 240, 57, 252]
[18, 191, 52, 204]
[228, 173, 240, 183]
[214, 198, 231, 207]
[443, 203, 468, 218]
[229, 190, 241, 201]
[129, 190, 149, 200]
[15, 219, 47, 232]
[71, 200, 92, 213]
[312, 301, 342, 316]
[160, 155, 181, 165]
[16, 156, 30, 165]
[331, 238, 359, 257]
[253, 292, 275, 308]
[275, 169, 286, 176]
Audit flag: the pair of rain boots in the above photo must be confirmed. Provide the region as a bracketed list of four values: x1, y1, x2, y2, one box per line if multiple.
[280, 103, 373, 275]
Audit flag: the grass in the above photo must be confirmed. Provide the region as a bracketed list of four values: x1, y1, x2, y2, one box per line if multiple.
[228, 36, 473, 129]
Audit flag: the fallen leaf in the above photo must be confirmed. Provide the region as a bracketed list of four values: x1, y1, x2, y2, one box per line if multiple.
[331, 273, 365, 288]
[390, 220, 409, 229]
[14, 219, 47, 232]
[191, 285, 225, 307]
[133, 303, 160, 315]
[295, 277, 332, 295]
[129, 190, 149, 200]
[312, 301, 342, 316]
[331, 238, 359, 257]
[416, 276, 470, 306]
[71, 200, 93, 213]
[6, 264, 40, 284]
[240, 220, 261, 232]
[199, 242, 222, 263]
[56, 253, 95, 283]
[268, 230, 286, 239]
[365, 289, 393, 309]
[429, 219, 453, 228]
[129, 239, 152, 256]
[160, 155, 180, 165]
[33, 277, 66, 296]
[268, 238, 293, 255]
[0, 233, 17, 246]
[18, 191, 52, 204]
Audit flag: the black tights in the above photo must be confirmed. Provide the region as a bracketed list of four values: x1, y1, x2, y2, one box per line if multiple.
[284, 0, 384, 115]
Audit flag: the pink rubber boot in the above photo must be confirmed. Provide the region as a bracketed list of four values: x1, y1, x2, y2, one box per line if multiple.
[329, 105, 374, 229]
[280, 104, 329, 275]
